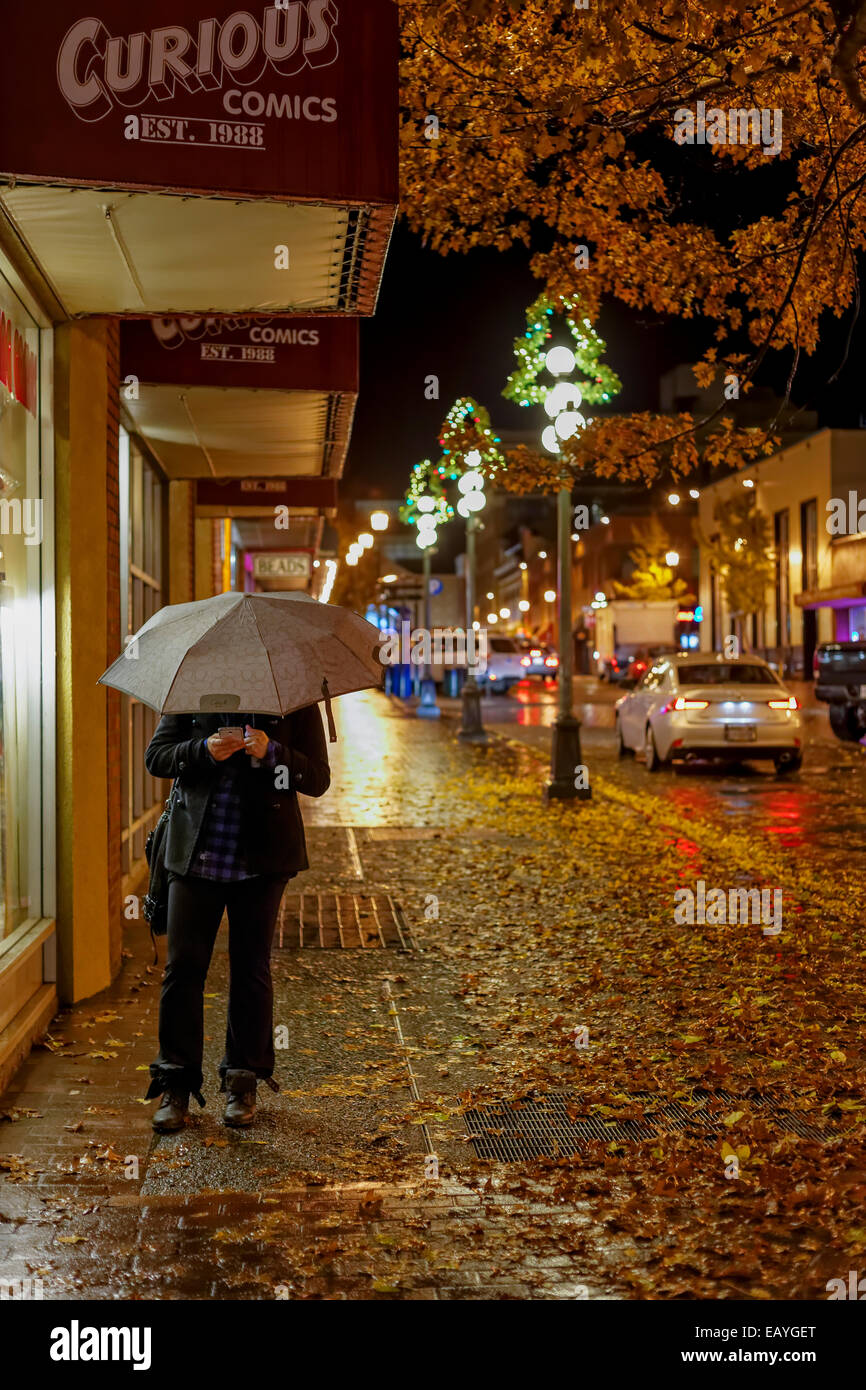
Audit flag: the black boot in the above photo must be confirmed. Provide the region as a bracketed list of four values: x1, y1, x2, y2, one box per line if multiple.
[152, 1089, 189, 1133]
[223, 1069, 258, 1128]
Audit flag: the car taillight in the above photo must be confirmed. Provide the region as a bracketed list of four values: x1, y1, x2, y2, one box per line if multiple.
[768, 696, 799, 710]
[545, 656, 559, 668]
[673, 696, 709, 710]
[520, 657, 531, 667]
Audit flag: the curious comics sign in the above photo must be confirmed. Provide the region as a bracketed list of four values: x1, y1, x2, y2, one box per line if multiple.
[0, 2, 398, 205]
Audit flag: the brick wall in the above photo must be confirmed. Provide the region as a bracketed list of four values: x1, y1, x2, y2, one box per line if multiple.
[104, 320, 122, 979]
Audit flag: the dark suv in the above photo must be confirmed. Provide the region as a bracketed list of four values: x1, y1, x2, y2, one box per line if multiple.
[815, 642, 866, 742]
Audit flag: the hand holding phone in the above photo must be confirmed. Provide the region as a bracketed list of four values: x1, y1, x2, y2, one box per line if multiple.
[207, 727, 244, 762]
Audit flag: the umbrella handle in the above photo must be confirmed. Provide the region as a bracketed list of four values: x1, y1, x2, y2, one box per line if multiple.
[322, 678, 338, 744]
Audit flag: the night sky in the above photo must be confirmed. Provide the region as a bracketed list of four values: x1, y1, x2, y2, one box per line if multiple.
[342, 220, 866, 503]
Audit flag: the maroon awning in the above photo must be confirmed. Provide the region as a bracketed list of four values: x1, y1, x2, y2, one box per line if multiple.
[121, 315, 358, 393]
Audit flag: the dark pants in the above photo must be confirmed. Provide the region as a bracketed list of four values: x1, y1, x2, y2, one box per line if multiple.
[149, 873, 288, 1098]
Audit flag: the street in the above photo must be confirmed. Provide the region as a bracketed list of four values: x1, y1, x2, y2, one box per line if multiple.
[437, 676, 866, 874]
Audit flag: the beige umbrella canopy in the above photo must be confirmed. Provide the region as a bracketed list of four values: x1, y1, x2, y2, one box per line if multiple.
[98, 591, 383, 737]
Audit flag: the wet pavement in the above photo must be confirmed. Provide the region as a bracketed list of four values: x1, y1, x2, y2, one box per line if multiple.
[437, 675, 866, 871]
[2, 688, 865, 1301]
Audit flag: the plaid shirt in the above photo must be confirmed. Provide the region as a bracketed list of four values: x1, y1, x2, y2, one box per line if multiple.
[190, 733, 279, 882]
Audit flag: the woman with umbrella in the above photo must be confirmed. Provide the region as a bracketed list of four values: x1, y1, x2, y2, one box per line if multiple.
[143, 706, 330, 1131]
[99, 588, 384, 1134]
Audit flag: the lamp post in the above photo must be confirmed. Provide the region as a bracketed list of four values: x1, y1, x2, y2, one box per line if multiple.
[416, 528, 441, 720]
[545, 483, 589, 799]
[457, 509, 488, 743]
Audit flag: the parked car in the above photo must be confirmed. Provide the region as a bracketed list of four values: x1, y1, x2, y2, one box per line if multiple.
[815, 641, 866, 742]
[615, 653, 803, 773]
[600, 653, 629, 683]
[519, 643, 560, 681]
[477, 635, 526, 694]
[625, 652, 650, 684]
[619, 646, 679, 688]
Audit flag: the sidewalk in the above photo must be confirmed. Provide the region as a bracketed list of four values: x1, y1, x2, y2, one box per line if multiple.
[1, 691, 864, 1300]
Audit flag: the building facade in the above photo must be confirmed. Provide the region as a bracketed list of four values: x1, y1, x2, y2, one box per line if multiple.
[697, 430, 866, 673]
[0, 0, 398, 1090]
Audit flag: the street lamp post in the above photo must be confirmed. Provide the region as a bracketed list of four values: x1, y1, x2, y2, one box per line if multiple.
[417, 543, 441, 719]
[458, 512, 488, 743]
[546, 483, 590, 800]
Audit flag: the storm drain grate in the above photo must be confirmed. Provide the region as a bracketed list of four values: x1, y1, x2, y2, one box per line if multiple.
[464, 1089, 841, 1161]
[274, 893, 415, 950]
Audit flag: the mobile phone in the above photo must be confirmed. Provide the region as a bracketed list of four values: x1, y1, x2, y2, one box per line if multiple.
[218, 726, 244, 742]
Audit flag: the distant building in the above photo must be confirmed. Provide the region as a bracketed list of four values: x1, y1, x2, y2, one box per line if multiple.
[697, 429, 866, 676]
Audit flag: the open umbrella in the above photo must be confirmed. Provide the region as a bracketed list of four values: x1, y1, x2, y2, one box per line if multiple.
[98, 591, 383, 740]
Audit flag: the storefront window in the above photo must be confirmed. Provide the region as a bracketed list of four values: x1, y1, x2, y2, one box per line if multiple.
[0, 268, 47, 938]
[119, 430, 166, 875]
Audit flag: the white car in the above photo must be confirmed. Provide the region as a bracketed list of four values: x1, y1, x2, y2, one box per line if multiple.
[476, 636, 526, 694]
[615, 653, 804, 774]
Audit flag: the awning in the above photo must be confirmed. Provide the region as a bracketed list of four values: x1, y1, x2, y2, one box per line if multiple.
[0, 2, 397, 318]
[120, 314, 357, 480]
[0, 188, 393, 317]
[796, 583, 866, 610]
[123, 384, 355, 479]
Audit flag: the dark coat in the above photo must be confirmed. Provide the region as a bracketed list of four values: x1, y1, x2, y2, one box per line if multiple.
[144, 707, 330, 878]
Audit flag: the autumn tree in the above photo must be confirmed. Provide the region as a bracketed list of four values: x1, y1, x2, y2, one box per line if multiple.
[613, 517, 694, 601]
[398, 1, 866, 479]
[697, 490, 775, 645]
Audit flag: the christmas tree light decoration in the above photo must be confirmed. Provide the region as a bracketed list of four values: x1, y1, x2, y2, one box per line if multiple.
[503, 293, 621, 411]
[437, 398, 505, 480]
[400, 458, 454, 527]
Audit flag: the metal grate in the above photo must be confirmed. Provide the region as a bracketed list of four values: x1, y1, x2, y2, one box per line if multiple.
[464, 1089, 840, 1161]
[274, 893, 415, 950]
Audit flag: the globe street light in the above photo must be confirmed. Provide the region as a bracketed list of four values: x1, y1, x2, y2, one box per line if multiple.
[545, 345, 577, 377]
[415, 520, 441, 720]
[370, 511, 389, 532]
